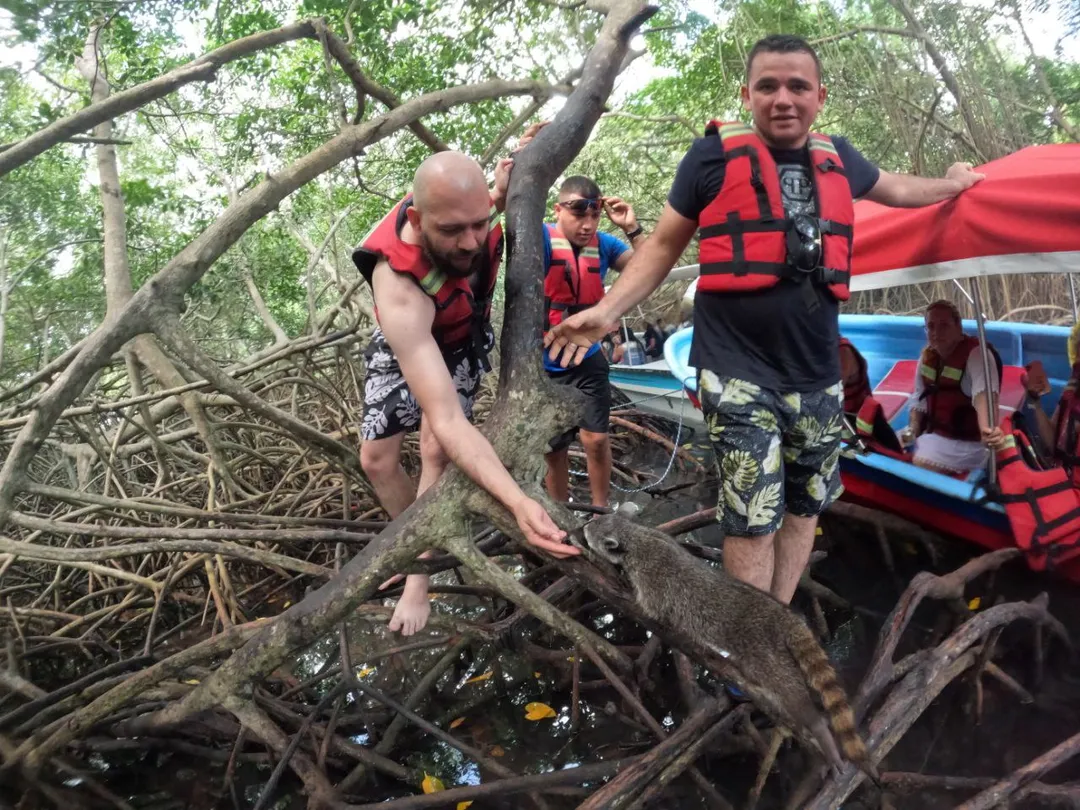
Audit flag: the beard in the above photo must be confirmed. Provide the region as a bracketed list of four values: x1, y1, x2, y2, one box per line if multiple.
[421, 233, 483, 279]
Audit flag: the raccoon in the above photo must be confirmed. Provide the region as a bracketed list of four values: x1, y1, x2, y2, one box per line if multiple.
[578, 512, 878, 782]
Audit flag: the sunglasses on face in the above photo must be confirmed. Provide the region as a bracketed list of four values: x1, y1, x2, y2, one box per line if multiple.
[560, 198, 602, 217]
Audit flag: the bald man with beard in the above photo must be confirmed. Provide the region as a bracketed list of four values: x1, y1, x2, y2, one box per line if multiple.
[353, 139, 579, 637]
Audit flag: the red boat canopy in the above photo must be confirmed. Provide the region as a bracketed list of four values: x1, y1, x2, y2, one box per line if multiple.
[850, 144, 1080, 291]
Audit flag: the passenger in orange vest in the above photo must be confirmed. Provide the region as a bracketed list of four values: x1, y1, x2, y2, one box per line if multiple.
[910, 300, 1005, 475]
[839, 337, 870, 419]
[1023, 359, 1080, 484]
[543, 175, 646, 508]
[545, 34, 983, 604]
[353, 139, 578, 637]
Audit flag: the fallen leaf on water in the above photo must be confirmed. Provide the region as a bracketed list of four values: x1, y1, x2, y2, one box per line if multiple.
[524, 702, 557, 721]
[968, 597, 981, 610]
[465, 670, 493, 684]
[533, 671, 541, 679]
[282, 601, 291, 608]
[457, 803, 474, 810]
[489, 745, 505, 757]
[421, 774, 444, 794]
[449, 717, 466, 729]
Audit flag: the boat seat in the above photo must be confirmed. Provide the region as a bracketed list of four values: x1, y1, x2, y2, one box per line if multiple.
[872, 360, 918, 422]
[998, 365, 1028, 416]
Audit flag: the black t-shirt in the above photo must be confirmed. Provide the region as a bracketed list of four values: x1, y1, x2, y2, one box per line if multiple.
[668, 133, 881, 391]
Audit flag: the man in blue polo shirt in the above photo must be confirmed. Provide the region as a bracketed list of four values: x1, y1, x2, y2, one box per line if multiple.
[543, 175, 646, 507]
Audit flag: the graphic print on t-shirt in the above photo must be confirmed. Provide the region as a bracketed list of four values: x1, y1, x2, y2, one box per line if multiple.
[777, 163, 815, 216]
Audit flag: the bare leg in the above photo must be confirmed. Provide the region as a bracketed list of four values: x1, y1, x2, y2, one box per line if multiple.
[359, 432, 413, 517]
[387, 417, 450, 636]
[579, 429, 612, 508]
[545, 447, 571, 502]
[723, 532, 775, 594]
[770, 512, 818, 604]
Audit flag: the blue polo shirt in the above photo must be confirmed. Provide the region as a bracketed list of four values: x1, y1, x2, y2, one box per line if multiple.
[542, 228, 629, 373]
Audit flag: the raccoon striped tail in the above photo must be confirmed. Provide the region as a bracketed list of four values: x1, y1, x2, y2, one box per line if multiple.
[789, 625, 880, 786]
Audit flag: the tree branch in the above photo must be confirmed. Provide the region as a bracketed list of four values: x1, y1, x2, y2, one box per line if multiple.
[0, 21, 320, 179]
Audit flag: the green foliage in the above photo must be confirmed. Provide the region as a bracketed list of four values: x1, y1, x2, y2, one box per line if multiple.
[0, 0, 1076, 386]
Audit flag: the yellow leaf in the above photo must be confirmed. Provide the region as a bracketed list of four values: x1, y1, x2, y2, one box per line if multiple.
[524, 702, 557, 721]
[457, 803, 474, 810]
[489, 745, 505, 757]
[421, 774, 444, 794]
[566, 656, 576, 663]
[356, 666, 375, 677]
[465, 670, 493, 684]
[183, 679, 199, 685]
[533, 671, 541, 679]
[968, 597, 981, 611]
[282, 601, 291, 608]
[815, 527, 823, 536]
[449, 717, 466, 729]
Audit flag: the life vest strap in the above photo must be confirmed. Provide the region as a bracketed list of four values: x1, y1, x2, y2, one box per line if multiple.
[699, 259, 850, 286]
[721, 145, 773, 221]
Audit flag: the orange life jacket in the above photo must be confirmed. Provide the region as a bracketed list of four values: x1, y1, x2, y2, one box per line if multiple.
[696, 121, 853, 300]
[996, 419, 1080, 571]
[352, 196, 502, 369]
[920, 336, 1002, 442]
[544, 224, 604, 332]
[840, 337, 871, 415]
[1053, 362, 1080, 484]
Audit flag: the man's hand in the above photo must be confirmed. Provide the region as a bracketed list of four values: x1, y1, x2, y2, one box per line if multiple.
[544, 305, 619, 368]
[982, 425, 1007, 451]
[513, 497, 579, 558]
[511, 121, 548, 154]
[493, 122, 550, 207]
[945, 161, 985, 192]
[603, 196, 638, 233]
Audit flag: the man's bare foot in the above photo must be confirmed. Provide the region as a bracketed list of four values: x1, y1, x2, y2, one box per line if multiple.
[387, 574, 431, 636]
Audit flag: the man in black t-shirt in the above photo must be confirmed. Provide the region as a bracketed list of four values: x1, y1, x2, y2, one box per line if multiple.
[546, 34, 983, 604]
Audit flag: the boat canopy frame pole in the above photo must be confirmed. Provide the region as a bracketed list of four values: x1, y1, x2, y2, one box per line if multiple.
[1069, 274, 1079, 322]
[969, 277, 998, 487]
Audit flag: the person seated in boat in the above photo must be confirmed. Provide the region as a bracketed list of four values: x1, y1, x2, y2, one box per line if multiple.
[909, 300, 1006, 475]
[643, 320, 666, 359]
[1022, 352, 1080, 484]
[839, 336, 870, 419]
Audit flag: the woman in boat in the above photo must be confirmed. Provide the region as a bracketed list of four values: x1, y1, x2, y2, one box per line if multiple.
[1021, 325, 1080, 482]
[909, 300, 1005, 475]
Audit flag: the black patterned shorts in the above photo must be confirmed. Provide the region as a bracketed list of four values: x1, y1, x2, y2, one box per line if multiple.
[698, 370, 845, 537]
[360, 327, 490, 441]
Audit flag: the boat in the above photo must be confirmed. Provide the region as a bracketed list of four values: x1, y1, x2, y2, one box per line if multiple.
[608, 355, 703, 427]
[605, 264, 704, 427]
[662, 143, 1080, 581]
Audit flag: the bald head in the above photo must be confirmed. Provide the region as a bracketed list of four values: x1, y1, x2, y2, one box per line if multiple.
[407, 151, 493, 278]
[412, 151, 489, 213]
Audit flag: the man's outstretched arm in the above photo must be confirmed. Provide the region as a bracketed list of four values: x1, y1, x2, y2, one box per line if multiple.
[864, 162, 984, 208]
[545, 203, 697, 368]
[372, 264, 577, 557]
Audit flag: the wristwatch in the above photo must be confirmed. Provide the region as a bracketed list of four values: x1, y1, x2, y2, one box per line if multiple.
[624, 225, 644, 240]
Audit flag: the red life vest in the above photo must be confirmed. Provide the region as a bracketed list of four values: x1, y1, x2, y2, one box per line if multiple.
[352, 196, 503, 367]
[840, 337, 870, 415]
[544, 224, 604, 331]
[996, 419, 1080, 571]
[919, 336, 1002, 442]
[1053, 362, 1080, 484]
[695, 121, 854, 300]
